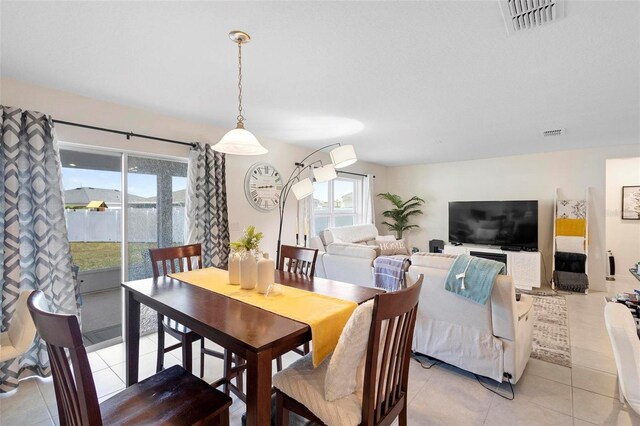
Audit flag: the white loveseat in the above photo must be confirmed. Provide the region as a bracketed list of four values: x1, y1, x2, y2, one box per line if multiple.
[311, 224, 396, 287]
[407, 253, 535, 383]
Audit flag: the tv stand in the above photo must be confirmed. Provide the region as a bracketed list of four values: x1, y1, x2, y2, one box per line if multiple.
[443, 244, 541, 290]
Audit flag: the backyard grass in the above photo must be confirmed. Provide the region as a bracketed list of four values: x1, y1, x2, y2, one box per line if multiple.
[70, 242, 157, 271]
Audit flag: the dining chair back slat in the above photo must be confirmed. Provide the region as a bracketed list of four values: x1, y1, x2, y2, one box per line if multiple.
[362, 277, 423, 425]
[149, 244, 202, 278]
[278, 245, 318, 277]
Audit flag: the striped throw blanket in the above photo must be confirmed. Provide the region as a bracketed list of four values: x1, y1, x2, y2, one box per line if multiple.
[374, 255, 411, 292]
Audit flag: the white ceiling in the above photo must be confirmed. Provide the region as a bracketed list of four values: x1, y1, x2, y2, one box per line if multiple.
[1, 1, 638, 166]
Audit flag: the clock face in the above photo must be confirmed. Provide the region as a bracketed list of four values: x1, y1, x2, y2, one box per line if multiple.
[244, 162, 283, 212]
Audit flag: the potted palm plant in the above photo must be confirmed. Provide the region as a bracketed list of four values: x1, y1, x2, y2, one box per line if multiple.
[377, 192, 425, 239]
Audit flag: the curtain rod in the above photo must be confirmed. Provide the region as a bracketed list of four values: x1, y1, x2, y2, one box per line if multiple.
[52, 119, 198, 148]
[337, 170, 375, 179]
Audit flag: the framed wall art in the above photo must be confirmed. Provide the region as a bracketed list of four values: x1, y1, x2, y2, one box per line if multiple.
[621, 186, 640, 220]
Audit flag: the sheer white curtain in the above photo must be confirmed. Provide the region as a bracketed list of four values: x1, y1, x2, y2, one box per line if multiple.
[361, 174, 375, 225]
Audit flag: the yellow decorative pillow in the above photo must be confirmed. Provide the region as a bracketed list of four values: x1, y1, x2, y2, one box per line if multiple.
[556, 218, 586, 237]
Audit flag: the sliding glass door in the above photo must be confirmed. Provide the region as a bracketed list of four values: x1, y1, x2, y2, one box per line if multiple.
[60, 149, 123, 346]
[60, 145, 188, 347]
[126, 155, 188, 281]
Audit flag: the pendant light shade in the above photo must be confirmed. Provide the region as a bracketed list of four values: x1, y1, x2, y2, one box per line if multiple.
[312, 164, 337, 183]
[291, 178, 314, 200]
[330, 144, 357, 168]
[212, 31, 268, 156]
[213, 125, 268, 155]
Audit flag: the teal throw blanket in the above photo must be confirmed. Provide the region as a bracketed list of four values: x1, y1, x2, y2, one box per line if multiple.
[444, 254, 505, 304]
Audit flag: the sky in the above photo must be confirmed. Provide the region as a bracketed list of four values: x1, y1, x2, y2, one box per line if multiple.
[62, 167, 186, 198]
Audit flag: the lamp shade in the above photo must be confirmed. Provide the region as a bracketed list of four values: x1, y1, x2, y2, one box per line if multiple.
[291, 178, 314, 200]
[330, 145, 357, 168]
[313, 164, 337, 183]
[211, 126, 268, 155]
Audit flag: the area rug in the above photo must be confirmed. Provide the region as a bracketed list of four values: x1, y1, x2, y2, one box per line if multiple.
[530, 295, 572, 367]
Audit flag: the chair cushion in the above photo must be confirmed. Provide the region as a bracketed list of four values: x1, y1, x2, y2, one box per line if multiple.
[0, 332, 19, 362]
[273, 354, 362, 426]
[7, 291, 36, 357]
[325, 300, 374, 401]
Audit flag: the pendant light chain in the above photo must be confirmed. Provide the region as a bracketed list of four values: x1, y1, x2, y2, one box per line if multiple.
[237, 41, 244, 125]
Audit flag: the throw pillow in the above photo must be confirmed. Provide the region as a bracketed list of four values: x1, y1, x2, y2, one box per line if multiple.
[376, 238, 409, 256]
[324, 300, 374, 401]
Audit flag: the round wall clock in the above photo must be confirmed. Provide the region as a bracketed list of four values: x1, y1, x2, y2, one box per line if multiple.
[244, 162, 283, 212]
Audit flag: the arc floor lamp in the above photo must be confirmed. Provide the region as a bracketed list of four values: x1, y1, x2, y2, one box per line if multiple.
[275, 143, 357, 266]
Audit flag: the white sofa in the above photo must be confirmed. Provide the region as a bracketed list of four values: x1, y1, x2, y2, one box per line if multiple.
[311, 224, 396, 287]
[407, 253, 535, 383]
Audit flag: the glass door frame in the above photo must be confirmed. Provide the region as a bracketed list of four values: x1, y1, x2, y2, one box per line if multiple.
[59, 141, 189, 344]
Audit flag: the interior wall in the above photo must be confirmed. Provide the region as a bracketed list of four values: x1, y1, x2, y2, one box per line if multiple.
[0, 78, 388, 259]
[385, 145, 640, 291]
[605, 157, 640, 276]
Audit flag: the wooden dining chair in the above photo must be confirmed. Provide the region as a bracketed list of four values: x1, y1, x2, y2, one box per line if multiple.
[274, 276, 424, 426]
[279, 244, 319, 277]
[149, 244, 246, 400]
[276, 245, 319, 371]
[27, 291, 232, 426]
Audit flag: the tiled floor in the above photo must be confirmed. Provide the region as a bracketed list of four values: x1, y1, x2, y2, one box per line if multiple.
[2, 277, 639, 425]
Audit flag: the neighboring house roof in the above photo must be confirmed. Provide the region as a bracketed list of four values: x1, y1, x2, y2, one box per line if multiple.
[137, 189, 185, 204]
[86, 201, 108, 208]
[64, 187, 148, 208]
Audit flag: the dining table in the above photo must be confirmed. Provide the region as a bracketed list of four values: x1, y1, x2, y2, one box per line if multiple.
[122, 268, 383, 426]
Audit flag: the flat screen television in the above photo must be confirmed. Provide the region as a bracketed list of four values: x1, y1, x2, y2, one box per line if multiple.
[448, 200, 538, 249]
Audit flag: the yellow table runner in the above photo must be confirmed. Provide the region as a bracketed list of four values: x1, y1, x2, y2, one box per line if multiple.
[168, 268, 357, 367]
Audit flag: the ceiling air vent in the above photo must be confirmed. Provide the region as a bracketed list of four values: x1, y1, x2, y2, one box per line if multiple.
[499, 0, 565, 35]
[542, 128, 566, 137]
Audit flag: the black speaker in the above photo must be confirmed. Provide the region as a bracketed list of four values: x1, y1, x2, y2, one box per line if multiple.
[429, 239, 444, 253]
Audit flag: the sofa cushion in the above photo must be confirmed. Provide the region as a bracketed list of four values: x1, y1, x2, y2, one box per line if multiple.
[376, 238, 409, 256]
[319, 229, 334, 247]
[327, 225, 379, 244]
[410, 252, 457, 269]
[327, 243, 379, 260]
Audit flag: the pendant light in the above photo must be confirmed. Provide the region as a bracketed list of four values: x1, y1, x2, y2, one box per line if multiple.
[212, 31, 268, 155]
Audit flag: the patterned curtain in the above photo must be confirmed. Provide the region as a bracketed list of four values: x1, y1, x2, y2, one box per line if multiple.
[1, 106, 78, 392]
[185, 143, 230, 268]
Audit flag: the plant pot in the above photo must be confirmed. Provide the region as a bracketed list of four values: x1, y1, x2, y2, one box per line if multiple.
[240, 252, 257, 290]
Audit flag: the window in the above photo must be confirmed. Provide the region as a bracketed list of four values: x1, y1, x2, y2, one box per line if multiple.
[312, 176, 362, 235]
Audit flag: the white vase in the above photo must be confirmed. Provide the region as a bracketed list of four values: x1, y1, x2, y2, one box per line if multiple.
[228, 253, 240, 285]
[256, 253, 275, 294]
[240, 252, 257, 290]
